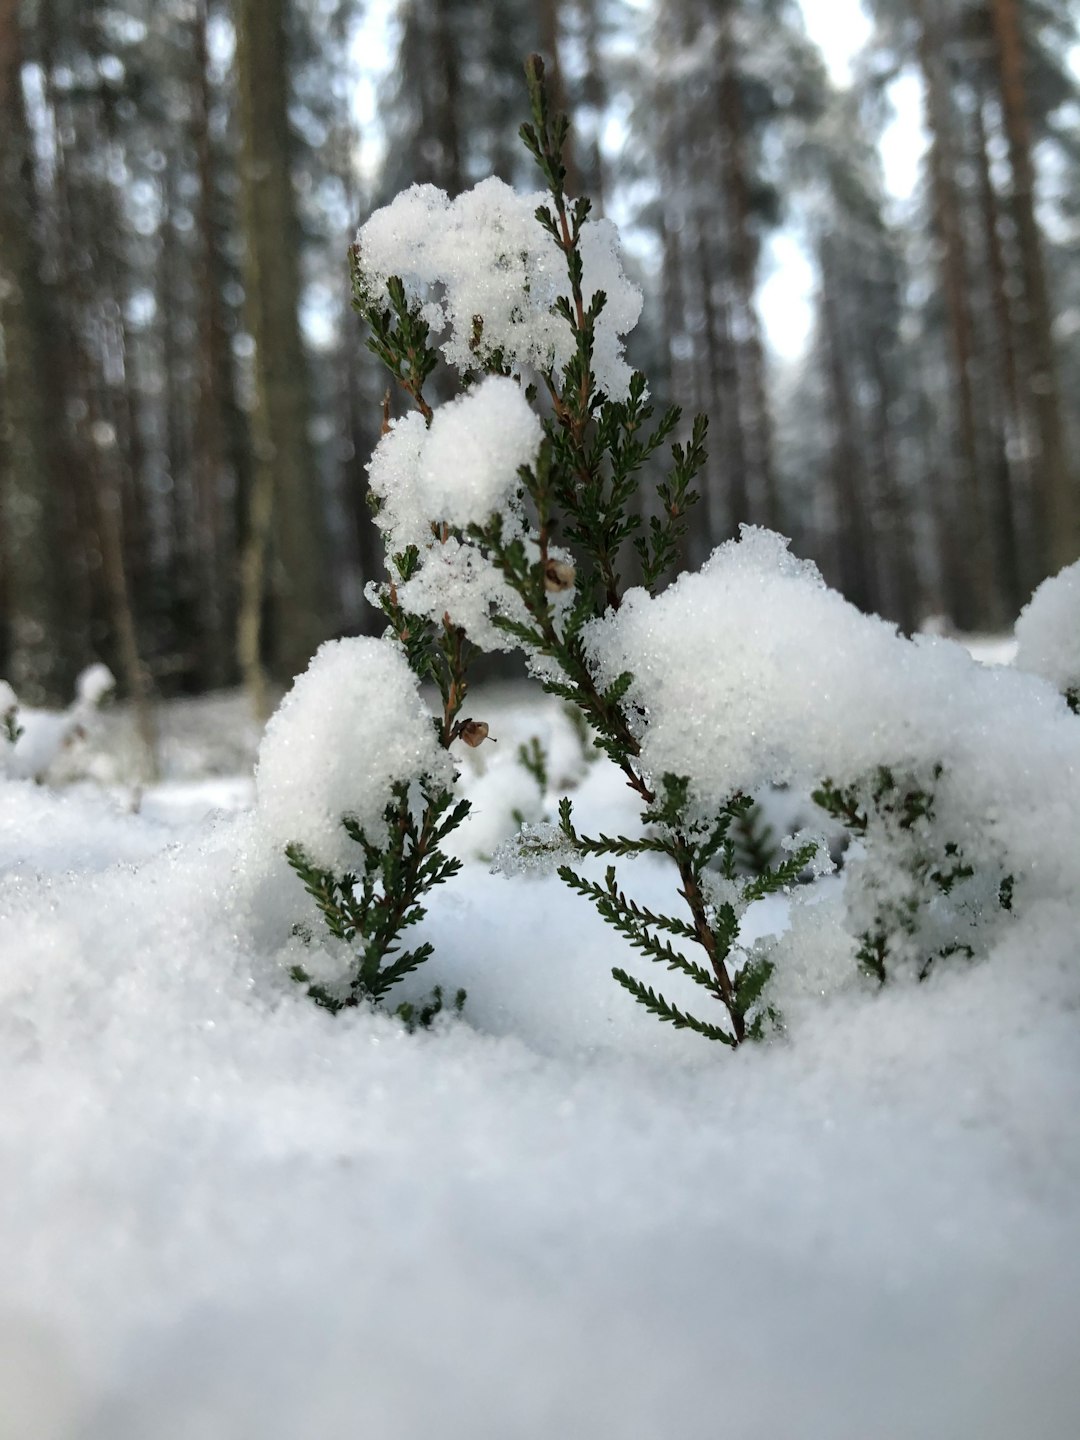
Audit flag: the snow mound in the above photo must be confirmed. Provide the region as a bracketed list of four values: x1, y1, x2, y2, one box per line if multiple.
[365, 380, 550, 650]
[255, 637, 452, 872]
[584, 527, 1080, 907]
[0, 768, 1079, 1438]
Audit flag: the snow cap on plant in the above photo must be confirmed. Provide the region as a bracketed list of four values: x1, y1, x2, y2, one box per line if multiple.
[366, 377, 568, 651]
[353, 177, 641, 399]
[368, 377, 542, 546]
[256, 637, 453, 874]
[1014, 559, 1080, 706]
[583, 526, 1080, 901]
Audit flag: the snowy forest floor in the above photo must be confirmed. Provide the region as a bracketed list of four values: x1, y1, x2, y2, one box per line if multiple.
[3, 639, 1080, 1440]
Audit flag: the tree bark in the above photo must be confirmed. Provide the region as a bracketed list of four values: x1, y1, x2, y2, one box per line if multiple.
[913, 0, 999, 627]
[989, 0, 1077, 574]
[716, 13, 779, 531]
[235, 0, 333, 710]
[0, 0, 78, 703]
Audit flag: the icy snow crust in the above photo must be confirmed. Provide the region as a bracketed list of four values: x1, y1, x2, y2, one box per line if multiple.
[1, 748, 1080, 1438]
[255, 637, 452, 873]
[1015, 558, 1080, 696]
[355, 178, 642, 400]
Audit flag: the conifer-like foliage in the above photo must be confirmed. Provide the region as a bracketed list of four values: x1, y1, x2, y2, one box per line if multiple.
[813, 766, 1014, 984]
[348, 56, 817, 1047]
[287, 780, 468, 1024]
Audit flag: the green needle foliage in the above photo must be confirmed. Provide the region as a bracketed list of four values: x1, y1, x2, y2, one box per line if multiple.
[346, 56, 823, 1047]
[813, 765, 1014, 984]
[288, 780, 468, 1024]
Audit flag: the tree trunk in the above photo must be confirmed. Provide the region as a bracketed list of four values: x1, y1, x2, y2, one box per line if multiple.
[716, 14, 779, 531]
[235, 0, 333, 710]
[989, 0, 1077, 575]
[971, 90, 1026, 611]
[191, 0, 234, 689]
[820, 244, 876, 614]
[913, 0, 999, 627]
[0, 0, 77, 703]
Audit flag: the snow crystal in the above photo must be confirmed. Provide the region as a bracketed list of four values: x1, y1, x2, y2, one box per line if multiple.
[255, 637, 452, 873]
[355, 177, 641, 399]
[1015, 559, 1080, 699]
[584, 527, 1080, 910]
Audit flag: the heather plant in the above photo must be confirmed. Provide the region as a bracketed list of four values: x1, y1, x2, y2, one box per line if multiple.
[256, 634, 472, 1024]
[813, 766, 1015, 984]
[274, 58, 1074, 1045]
[342, 57, 817, 1046]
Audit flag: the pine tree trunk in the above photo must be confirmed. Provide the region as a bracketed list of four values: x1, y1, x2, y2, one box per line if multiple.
[971, 91, 1026, 611]
[716, 14, 779, 531]
[989, 0, 1077, 575]
[820, 244, 876, 613]
[191, 0, 233, 689]
[913, 0, 999, 627]
[235, 0, 332, 709]
[0, 0, 77, 703]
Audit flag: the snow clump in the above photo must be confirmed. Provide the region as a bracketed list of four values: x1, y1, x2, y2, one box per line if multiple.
[366, 377, 568, 650]
[368, 377, 541, 546]
[255, 637, 452, 874]
[1014, 559, 1080, 700]
[584, 527, 1080, 907]
[4, 662, 115, 782]
[354, 178, 642, 399]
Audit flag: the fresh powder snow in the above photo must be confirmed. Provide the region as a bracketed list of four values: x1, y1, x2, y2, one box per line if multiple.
[0, 674, 1079, 1438]
[354, 177, 642, 399]
[255, 636, 453, 873]
[1014, 558, 1080, 696]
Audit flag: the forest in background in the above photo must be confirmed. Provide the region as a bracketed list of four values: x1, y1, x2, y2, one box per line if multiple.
[1, 0, 1078, 710]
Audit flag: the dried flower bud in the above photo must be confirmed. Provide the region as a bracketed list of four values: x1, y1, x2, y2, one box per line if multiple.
[544, 558, 576, 593]
[457, 719, 490, 748]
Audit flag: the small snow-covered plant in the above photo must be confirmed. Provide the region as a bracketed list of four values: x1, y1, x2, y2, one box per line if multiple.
[1015, 560, 1080, 714]
[0, 681, 20, 748]
[0, 681, 22, 776]
[813, 766, 1014, 983]
[257, 638, 468, 1022]
[350, 58, 815, 1047]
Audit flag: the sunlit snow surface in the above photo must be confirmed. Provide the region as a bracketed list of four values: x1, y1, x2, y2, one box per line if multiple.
[0, 686, 1078, 1438]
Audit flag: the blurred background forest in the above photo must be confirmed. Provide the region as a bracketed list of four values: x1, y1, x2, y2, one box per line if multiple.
[1, 0, 1078, 713]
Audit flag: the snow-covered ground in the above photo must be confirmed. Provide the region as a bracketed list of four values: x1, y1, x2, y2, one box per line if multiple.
[1, 665, 1079, 1439]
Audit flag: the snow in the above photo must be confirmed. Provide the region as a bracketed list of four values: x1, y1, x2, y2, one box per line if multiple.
[366, 381, 552, 650]
[368, 378, 542, 548]
[585, 527, 1080, 914]
[1015, 558, 1080, 697]
[354, 177, 642, 399]
[255, 636, 453, 872]
[4, 663, 116, 782]
[1, 732, 1079, 1436]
